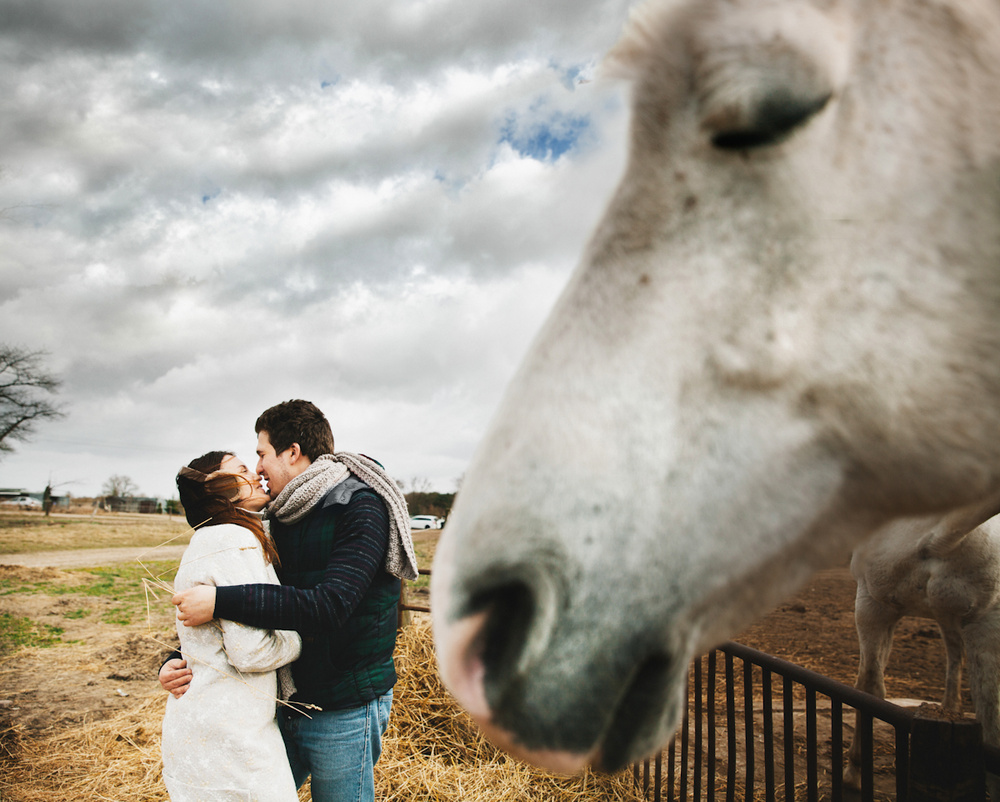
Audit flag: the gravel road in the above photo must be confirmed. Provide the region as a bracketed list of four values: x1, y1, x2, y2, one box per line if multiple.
[0, 545, 187, 569]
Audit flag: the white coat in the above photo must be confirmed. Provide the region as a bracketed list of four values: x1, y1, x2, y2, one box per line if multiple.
[161, 523, 301, 801]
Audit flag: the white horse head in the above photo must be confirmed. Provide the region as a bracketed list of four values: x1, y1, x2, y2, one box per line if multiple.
[432, 0, 1000, 773]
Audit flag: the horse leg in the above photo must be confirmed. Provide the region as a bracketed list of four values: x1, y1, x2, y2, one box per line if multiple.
[845, 580, 900, 790]
[938, 619, 965, 714]
[962, 616, 1000, 800]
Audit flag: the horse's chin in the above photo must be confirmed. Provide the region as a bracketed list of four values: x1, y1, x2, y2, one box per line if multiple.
[473, 718, 597, 775]
[452, 666, 681, 775]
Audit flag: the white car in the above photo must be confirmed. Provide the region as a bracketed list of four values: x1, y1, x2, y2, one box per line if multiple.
[1, 497, 42, 509]
[410, 515, 443, 530]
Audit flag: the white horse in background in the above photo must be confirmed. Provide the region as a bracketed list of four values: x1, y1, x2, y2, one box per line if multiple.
[432, 0, 1000, 774]
[847, 515, 1000, 789]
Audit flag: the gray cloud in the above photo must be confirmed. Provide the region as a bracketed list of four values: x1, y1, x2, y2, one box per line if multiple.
[0, 0, 635, 497]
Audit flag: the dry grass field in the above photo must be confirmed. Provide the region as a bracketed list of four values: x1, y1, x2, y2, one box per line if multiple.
[0, 509, 192, 555]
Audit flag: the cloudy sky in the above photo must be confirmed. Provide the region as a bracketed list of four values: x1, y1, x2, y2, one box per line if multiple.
[0, 0, 635, 501]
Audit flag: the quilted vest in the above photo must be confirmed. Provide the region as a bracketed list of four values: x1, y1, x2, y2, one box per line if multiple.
[275, 487, 400, 711]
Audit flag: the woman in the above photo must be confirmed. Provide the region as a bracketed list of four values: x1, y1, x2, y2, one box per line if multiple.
[161, 451, 302, 801]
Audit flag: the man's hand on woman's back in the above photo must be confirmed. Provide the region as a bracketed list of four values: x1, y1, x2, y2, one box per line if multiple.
[160, 658, 192, 698]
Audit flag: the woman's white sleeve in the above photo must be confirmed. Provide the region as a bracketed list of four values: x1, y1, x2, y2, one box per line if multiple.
[202, 528, 302, 673]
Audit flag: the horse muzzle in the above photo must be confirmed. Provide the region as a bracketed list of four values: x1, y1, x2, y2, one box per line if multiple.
[432, 551, 687, 773]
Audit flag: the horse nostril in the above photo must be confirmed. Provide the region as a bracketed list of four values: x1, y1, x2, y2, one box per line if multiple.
[470, 581, 536, 702]
[459, 553, 568, 706]
[439, 554, 570, 746]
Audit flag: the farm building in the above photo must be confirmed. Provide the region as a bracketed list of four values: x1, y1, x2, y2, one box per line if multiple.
[100, 495, 168, 514]
[0, 488, 69, 509]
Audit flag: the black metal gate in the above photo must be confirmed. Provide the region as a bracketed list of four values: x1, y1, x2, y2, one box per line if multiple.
[633, 641, 1000, 802]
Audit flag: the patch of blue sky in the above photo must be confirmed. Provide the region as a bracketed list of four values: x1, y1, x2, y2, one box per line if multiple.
[547, 59, 597, 91]
[499, 111, 591, 162]
[200, 178, 221, 205]
[318, 57, 340, 89]
[560, 66, 581, 90]
[555, 63, 583, 91]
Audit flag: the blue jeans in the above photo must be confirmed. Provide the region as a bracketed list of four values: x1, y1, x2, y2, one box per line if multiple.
[279, 689, 392, 802]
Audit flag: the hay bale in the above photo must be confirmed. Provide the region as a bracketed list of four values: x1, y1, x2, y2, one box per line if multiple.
[375, 617, 639, 802]
[0, 711, 23, 767]
[0, 617, 639, 801]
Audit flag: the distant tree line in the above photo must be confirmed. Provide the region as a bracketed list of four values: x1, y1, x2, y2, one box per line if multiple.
[405, 491, 455, 519]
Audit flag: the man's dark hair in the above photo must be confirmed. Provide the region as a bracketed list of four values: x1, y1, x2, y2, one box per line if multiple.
[255, 399, 335, 461]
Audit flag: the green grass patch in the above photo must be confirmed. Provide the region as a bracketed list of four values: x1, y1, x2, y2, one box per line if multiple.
[1, 560, 179, 631]
[100, 610, 134, 626]
[75, 562, 178, 626]
[0, 613, 64, 655]
[1, 561, 176, 596]
[411, 537, 437, 569]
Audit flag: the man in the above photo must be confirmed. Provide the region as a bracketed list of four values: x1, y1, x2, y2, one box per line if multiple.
[160, 399, 417, 802]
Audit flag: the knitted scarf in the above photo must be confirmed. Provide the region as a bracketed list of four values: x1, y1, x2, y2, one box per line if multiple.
[266, 453, 418, 581]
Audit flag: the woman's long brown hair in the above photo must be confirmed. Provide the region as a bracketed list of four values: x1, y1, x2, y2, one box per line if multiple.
[176, 450, 279, 566]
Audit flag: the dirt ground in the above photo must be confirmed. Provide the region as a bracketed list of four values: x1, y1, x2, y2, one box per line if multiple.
[0, 563, 180, 738]
[0, 532, 438, 741]
[735, 562, 962, 709]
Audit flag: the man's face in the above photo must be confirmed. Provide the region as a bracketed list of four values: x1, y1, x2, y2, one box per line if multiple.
[255, 430, 298, 499]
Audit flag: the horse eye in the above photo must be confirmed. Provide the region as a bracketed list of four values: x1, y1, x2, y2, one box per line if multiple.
[710, 89, 831, 150]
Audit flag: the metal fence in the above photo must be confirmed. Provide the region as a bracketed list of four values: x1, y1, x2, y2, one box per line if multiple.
[632, 641, 1000, 802]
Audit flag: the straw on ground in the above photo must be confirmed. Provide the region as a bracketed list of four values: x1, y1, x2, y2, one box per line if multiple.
[0, 617, 641, 801]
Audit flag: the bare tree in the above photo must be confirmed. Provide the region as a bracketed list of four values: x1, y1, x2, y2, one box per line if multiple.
[0, 345, 64, 457]
[102, 475, 139, 498]
[408, 476, 432, 493]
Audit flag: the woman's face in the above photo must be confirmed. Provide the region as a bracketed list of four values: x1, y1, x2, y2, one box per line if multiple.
[218, 455, 269, 512]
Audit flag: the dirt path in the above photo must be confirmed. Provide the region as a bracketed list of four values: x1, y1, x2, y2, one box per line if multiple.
[0, 527, 439, 571]
[0, 545, 187, 569]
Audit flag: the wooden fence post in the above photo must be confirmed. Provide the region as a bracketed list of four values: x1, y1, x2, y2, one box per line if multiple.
[908, 714, 985, 802]
[397, 580, 412, 630]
